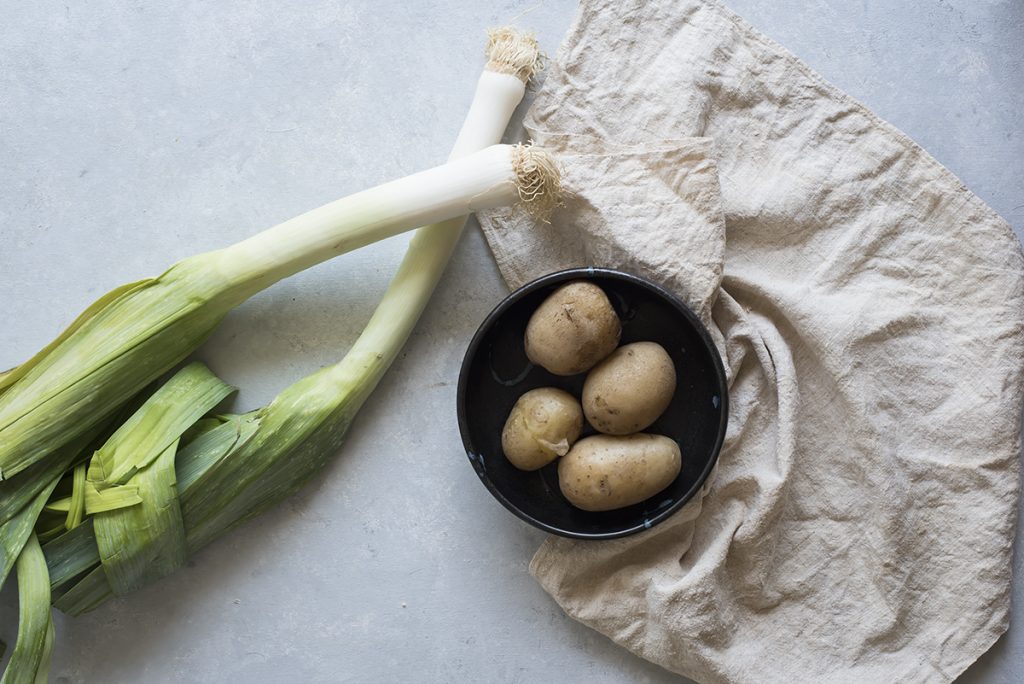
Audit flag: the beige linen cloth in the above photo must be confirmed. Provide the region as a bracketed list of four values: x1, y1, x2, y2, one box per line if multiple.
[477, 0, 1024, 681]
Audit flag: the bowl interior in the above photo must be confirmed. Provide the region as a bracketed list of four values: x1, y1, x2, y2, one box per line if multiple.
[457, 268, 727, 539]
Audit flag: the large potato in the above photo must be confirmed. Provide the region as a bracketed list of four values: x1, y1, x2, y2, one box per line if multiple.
[501, 387, 584, 471]
[582, 341, 676, 435]
[558, 434, 681, 512]
[524, 281, 621, 376]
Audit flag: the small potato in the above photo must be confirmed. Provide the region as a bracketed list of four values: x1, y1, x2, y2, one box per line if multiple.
[501, 388, 584, 471]
[558, 434, 681, 512]
[582, 341, 676, 435]
[524, 281, 621, 376]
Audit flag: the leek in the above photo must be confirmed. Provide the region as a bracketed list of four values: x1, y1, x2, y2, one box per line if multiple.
[89, 363, 233, 594]
[2, 535, 53, 684]
[0, 141, 556, 482]
[44, 25, 546, 608]
[1, 26, 553, 680]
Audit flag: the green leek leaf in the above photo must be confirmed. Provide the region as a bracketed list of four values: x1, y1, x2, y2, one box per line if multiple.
[0, 258, 231, 481]
[88, 362, 234, 488]
[64, 463, 87, 530]
[51, 564, 108, 617]
[83, 362, 232, 595]
[41, 498, 70, 515]
[43, 520, 99, 592]
[0, 433, 94, 528]
[0, 480, 59, 591]
[1, 535, 54, 684]
[94, 442, 186, 595]
[175, 413, 260, 493]
[83, 483, 142, 514]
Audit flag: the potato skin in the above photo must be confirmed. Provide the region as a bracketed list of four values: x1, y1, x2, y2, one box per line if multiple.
[501, 388, 584, 471]
[558, 434, 682, 512]
[582, 342, 676, 435]
[524, 281, 621, 376]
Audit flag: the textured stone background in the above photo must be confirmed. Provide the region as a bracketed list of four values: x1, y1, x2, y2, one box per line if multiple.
[1, 1, 1020, 681]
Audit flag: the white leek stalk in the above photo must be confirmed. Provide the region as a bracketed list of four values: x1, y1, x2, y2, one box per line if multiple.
[339, 27, 548, 406]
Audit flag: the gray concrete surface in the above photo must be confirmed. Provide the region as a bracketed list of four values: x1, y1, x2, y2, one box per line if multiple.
[1, 1, 1021, 681]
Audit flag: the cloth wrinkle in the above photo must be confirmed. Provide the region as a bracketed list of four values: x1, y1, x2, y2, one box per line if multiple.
[477, 1, 1024, 682]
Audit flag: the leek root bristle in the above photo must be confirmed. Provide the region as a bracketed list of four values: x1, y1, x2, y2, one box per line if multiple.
[511, 143, 562, 222]
[485, 27, 543, 82]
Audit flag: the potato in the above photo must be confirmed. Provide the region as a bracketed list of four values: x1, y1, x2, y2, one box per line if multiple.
[501, 387, 584, 471]
[582, 341, 676, 435]
[558, 434, 681, 512]
[524, 281, 621, 376]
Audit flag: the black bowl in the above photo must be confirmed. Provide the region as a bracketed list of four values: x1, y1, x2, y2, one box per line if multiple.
[457, 268, 728, 540]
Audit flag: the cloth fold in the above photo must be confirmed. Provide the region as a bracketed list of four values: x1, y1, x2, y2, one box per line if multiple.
[481, 134, 726, 320]
[477, 1, 1024, 682]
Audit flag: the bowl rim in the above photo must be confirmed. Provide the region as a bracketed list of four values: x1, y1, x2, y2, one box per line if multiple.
[456, 267, 729, 540]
